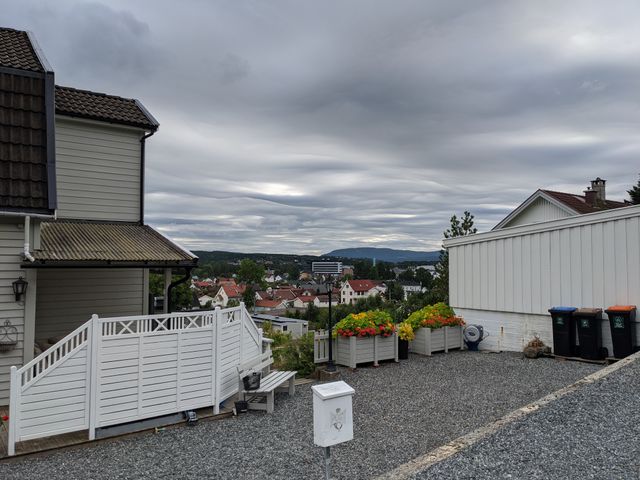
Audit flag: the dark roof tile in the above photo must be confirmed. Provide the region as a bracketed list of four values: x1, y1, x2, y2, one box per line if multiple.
[542, 190, 628, 214]
[55, 85, 158, 130]
[0, 28, 43, 72]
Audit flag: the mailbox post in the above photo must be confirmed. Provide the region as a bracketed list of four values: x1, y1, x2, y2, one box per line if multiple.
[312, 381, 355, 480]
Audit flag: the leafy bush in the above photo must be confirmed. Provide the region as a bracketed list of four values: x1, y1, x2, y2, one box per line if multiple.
[334, 310, 395, 338]
[272, 332, 316, 377]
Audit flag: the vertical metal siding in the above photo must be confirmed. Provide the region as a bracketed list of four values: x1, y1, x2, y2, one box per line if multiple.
[449, 210, 640, 316]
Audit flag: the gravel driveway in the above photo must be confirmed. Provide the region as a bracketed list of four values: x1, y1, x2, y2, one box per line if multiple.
[0, 352, 599, 480]
[413, 356, 640, 480]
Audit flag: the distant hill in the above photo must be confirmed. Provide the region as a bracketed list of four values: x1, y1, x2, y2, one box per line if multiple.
[325, 247, 440, 263]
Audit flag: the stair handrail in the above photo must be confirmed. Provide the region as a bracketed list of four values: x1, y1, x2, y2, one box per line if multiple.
[16, 318, 92, 388]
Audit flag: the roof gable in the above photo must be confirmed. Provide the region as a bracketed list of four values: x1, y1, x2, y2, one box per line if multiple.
[55, 85, 158, 131]
[493, 188, 629, 231]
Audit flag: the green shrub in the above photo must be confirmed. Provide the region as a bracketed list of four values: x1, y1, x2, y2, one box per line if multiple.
[272, 332, 316, 377]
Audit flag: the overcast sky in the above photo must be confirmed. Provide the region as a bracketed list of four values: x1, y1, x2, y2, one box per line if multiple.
[6, 1, 640, 254]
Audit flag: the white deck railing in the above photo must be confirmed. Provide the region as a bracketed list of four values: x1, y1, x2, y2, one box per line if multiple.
[313, 330, 336, 363]
[8, 304, 264, 456]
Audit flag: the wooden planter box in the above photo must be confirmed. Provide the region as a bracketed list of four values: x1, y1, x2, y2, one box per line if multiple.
[410, 326, 463, 356]
[335, 333, 399, 368]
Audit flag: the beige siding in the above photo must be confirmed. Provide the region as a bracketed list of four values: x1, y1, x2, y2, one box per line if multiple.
[55, 117, 142, 221]
[503, 197, 573, 228]
[0, 221, 26, 404]
[36, 268, 145, 341]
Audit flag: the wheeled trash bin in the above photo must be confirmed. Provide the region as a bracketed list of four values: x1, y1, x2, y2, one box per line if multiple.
[548, 306, 577, 357]
[574, 308, 606, 360]
[605, 305, 637, 359]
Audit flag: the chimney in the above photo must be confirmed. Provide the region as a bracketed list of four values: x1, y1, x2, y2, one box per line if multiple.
[584, 188, 598, 206]
[590, 177, 606, 202]
[584, 178, 606, 207]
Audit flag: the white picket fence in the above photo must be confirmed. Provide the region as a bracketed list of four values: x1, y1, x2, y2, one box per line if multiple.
[8, 304, 264, 455]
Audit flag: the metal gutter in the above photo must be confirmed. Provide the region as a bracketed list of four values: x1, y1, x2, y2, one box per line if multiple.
[139, 130, 155, 224]
[21, 261, 198, 269]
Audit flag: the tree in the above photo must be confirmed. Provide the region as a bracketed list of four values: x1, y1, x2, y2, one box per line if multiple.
[242, 285, 255, 310]
[386, 281, 405, 302]
[628, 174, 640, 205]
[430, 211, 477, 304]
[414, 267, 433, 290]
[237, 259, 265, 286]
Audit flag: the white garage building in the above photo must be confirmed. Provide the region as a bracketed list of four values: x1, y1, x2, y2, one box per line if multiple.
[445, 179, 639, 353]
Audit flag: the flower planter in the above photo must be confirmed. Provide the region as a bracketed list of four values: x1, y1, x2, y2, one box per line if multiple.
[410, 326, 463, 356]
[335, 333, 399, 368]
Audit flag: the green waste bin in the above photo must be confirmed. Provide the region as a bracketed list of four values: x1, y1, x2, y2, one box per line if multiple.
[574, 308, 606, 360]
[605, 305, 637, 358]
[548, 306, 577, 357]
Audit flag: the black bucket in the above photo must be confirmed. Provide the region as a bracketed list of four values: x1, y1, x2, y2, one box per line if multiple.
[242, 372, 261, 391]
[234, 400, 248, 413]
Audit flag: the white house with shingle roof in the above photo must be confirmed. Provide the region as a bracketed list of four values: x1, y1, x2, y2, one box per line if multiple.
[0, 27, 197, 404]
[494, 178, 629, 230]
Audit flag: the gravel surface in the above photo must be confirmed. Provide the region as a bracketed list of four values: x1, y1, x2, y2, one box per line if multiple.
[414, 357, 640, 480]
[0, 352, 599, 480]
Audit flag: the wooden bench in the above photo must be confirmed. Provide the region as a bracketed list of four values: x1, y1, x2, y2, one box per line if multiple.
[240, 370, 297, 414]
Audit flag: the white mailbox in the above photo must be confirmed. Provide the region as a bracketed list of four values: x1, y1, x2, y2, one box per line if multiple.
[312, 381, 355, 447]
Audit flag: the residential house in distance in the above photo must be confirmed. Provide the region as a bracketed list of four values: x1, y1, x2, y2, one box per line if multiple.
[0, 28, 197, 404]
[398, 281, 424, 300]
[211, 283, 246, 307]
[197, 294, 215, 308]
[254, 298, 289, 313]
[251, 314, 309, 338]
[340, 280, 387, 305]
[493, 178, 628, 230]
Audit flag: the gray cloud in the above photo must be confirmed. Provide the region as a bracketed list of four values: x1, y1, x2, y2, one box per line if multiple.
[5, 0, 640, 254]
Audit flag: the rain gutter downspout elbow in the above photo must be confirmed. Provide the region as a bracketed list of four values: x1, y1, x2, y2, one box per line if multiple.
[167, 267, 193, 313]
[23, 216, 35, 263]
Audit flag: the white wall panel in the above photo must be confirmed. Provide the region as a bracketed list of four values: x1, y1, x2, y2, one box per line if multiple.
[448, 206, 640, 318]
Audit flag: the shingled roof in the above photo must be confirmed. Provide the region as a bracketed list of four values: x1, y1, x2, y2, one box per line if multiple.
[541, 190, 628, 215]
[55, 85, 159, 131]
[0, 28, 43, 72]
[27, 221, 198, 267]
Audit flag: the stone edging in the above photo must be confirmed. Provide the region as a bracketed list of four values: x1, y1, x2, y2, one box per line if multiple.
[375, 351, 640, 480]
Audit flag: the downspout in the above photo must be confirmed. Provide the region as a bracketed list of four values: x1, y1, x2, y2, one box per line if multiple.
[139, 130, 155, 225]
[167, 267, 193, 313]
[23, 216, 35, 263]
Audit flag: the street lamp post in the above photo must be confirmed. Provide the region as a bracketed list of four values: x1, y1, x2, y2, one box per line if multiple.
[326, 279, 336, 372]
[311, 262, 342, 373]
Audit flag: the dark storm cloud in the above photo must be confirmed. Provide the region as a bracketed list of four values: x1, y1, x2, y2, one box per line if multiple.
[5, 1, 640, 253]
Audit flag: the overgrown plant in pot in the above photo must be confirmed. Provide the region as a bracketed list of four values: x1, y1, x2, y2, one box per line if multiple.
[397, 322, 415, 360]
[399, 302, 465, 356]
[335, 310, 395, 338]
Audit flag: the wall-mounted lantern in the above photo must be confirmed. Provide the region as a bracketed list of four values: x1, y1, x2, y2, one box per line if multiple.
[12, 277, 28, 302]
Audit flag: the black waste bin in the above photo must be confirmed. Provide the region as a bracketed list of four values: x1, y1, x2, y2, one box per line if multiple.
[548, 306, 577, 357]
[605, 305, 637, 358]
[574, 308, 606, 360]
